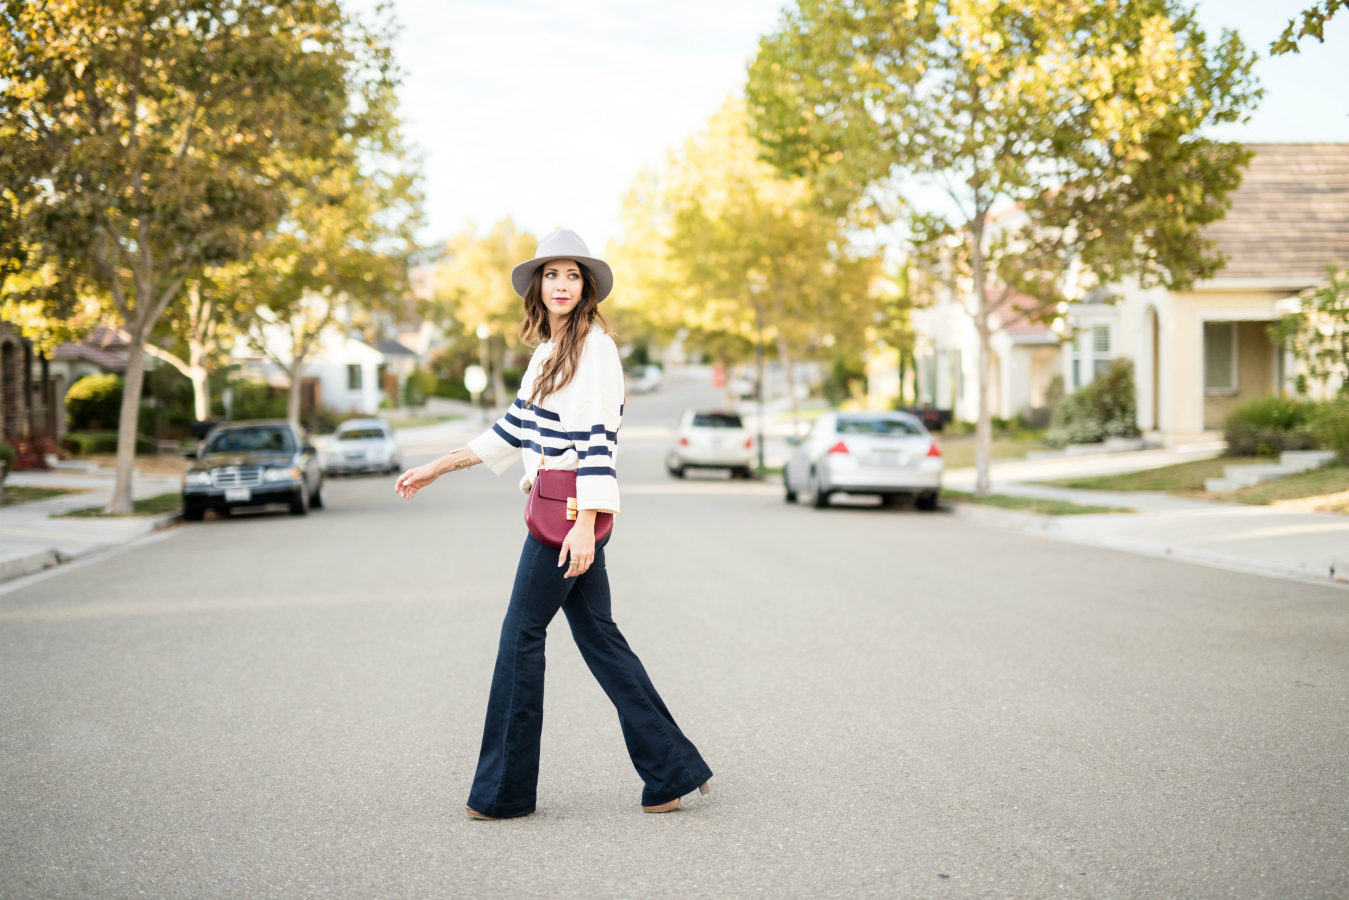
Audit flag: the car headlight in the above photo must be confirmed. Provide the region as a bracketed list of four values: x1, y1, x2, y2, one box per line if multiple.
[184, 472, 212, 487]
[263, 466, 301, 482]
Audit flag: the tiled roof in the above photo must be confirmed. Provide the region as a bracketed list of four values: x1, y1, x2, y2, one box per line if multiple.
[376, 339, 420, 357]
[51, 342, 127, 371]
[1207, 143, 1349, 281]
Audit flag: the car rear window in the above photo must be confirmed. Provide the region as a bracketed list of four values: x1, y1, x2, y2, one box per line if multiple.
[205, 426, 296, 453]
[836, 417, 923, 436]
[691, 413, 743, 428]
[337, 428, 387, 441]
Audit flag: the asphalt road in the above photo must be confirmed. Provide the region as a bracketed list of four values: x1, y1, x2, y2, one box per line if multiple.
[2, 379, 1346, 900]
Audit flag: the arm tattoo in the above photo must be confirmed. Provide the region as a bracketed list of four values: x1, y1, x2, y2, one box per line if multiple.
[453, 456, 472, 471]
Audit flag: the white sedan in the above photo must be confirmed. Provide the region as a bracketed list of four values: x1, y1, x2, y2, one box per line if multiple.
[666, 409, 755, 479]
[322, 418, 401, 475]
[784, 411, 942, 509]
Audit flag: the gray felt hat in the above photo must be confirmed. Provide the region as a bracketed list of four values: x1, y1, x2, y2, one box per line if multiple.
[511, 229, 614, 302]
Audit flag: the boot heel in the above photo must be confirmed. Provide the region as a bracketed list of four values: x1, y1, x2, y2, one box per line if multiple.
[698, 781, 711, 795]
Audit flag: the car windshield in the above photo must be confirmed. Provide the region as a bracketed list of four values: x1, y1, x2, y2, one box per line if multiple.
[691, 413, 743, 428]
[205, 426, 295, 454]
[337, 428, 386, 441]
[836, 417, 923, 436]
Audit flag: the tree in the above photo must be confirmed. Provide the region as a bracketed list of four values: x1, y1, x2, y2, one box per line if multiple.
[1271, 267, 1349, 396]
[1, 0, 371, 512]
[1271, 1, 1345, 54]
[434, 219, 537, 409]
[237, 147, 422, 425]
[143, 272, 236, 421]
[615, 99, 881, 432]
[748, 0, 1260, 494]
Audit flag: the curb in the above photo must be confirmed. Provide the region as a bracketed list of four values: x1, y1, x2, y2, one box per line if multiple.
[947, 502, 1349, 590]
[0, 510, 184, 586]
[0, 549, 61, 583]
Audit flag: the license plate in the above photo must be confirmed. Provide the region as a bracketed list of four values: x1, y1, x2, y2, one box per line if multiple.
[224, 488, 251, 502]
[874, 451, 901, 465]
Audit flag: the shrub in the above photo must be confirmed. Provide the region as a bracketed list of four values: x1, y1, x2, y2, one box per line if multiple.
[65, 374, 124, 431]
[1311, 398, 1349, 464]
[0, 442, 16, 481]
[1045, 359, 1141, 447]
[1223, 395, 1315, 457]
[63, 431, 159, 456]
[212, 379, 287, 421]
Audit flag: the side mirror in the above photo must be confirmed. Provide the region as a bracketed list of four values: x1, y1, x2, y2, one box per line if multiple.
[182, 449, 198, 459]
[785, 436, 801, 447]
[302, 444, 317, 455]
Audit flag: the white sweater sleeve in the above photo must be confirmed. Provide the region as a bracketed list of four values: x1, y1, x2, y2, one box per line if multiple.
[567, 333, 623, 513]
[467, 399, 526, 474]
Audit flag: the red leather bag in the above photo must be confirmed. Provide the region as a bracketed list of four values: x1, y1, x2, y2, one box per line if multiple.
[524, 467, 614, 549]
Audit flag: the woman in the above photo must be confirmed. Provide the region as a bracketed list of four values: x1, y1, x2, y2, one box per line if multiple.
[395, 230, 713, 819]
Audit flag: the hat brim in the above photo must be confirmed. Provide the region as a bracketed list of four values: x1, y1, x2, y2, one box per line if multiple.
[511, 255, 614, 302]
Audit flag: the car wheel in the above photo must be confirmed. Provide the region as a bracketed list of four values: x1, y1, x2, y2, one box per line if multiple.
[309, 484, 324, 509]
[806, 470, 831, 508]
[735, 466, 753, 480]
[784, 485, 797, 503]
[289, 487, 309, 516]
[916, 490, 940, 511]
[183, 504, 204, 522]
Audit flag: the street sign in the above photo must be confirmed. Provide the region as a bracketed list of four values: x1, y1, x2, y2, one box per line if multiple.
[464, 365, 488, 394]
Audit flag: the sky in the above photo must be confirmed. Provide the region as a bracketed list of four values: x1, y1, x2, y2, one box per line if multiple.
[347, 0, 1349, 252]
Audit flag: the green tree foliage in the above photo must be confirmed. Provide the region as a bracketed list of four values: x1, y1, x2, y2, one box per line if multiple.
[1271, 1, 1345, 54]
[746, 0, 1259, 493]
[1271, 267, 1349, 397]
[613, 99, 882, 429]
[1, 0, 378, 511]
[1046, 359, 1141, 447]
[434, 219, 537, 409]
[65, 374, 125, 432]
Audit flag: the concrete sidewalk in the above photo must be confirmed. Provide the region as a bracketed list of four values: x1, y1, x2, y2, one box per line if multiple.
[944, 448, 1349, 587]
[0, 469, 183, 582]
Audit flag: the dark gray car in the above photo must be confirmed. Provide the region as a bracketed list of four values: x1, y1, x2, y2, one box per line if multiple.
[181, 420, 324, 520]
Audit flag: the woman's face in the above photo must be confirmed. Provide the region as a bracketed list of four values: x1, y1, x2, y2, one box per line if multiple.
[540, 259, 583, 319]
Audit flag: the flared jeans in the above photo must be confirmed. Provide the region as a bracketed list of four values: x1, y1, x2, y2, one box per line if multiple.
[466, 534, 713, 818]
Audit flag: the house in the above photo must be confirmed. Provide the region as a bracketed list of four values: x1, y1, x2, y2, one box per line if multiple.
[1064, 143, 1349, 445]
[906, 143, 1349, 441]
[235, 325, 389, 418]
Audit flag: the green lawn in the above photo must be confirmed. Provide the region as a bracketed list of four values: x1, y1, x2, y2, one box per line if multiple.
[58, 492, 182, 518]
[940, 438, 1050, 470]
[1220, 465, 1349, 506]
[1, 485, 84, 506]
[943, 489, 1132, 516]
[1038, 456, 1271, 492]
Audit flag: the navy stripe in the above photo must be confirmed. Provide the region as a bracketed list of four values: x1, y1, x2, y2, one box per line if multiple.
[577, 466, 617, 478]
[520, 440, 570, 457]
[504, 411, 523, 428]
[538, 425, 570, 440]
[527, 402, 561, 422]
[492, 422, 522, 448]
[569, 427, 619, 442]
[577, 447, 612, 459]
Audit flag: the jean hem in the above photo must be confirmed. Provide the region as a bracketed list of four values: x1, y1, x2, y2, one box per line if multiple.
[641, 765, 714, 808]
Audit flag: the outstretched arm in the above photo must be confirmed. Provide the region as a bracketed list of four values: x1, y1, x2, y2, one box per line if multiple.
[394, 446, 484, 499]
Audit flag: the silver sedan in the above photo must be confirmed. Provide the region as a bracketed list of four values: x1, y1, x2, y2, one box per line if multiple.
[784, 411, 943, 509]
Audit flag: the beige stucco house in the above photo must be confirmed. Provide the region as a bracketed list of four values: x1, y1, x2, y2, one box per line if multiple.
[1065, 143, 1349, 446]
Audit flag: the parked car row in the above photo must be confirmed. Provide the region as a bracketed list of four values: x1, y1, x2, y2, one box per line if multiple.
[180, 417, 404, 520]
[667, 408, 943, 510]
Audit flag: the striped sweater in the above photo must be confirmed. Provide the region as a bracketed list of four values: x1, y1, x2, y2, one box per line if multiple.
[467, 325, 624, 513]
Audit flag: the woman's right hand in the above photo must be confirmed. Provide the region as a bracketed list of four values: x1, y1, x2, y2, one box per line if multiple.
[394, 463, 441, 499]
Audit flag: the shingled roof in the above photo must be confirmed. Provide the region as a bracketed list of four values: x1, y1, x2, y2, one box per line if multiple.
[1205, 143, 1349, 283]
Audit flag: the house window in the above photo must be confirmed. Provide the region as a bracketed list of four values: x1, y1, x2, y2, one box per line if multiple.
[1092, 325, 1113, 377]
[347, 364, 363, 391]
[1203, 321, 1237, 393]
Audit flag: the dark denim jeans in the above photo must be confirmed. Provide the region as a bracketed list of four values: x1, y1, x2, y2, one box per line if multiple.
[466, 534, 712, 818]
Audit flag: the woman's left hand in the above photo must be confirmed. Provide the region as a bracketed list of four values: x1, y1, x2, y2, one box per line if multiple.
[559, 511, 597, 578]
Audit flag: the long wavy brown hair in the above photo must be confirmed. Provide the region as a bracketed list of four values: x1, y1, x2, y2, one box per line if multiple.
[519, 261, 612, 407]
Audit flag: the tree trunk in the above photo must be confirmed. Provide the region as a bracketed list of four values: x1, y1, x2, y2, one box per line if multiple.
[720, 350, 736, 409]
[775, 334, 801, 438]
[969, 214, 994, 497]
[286, 359, 304, 426]
[189, 363, 210, 421]
[490, 337, 507, 413]
[106, 335, 147, 515]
